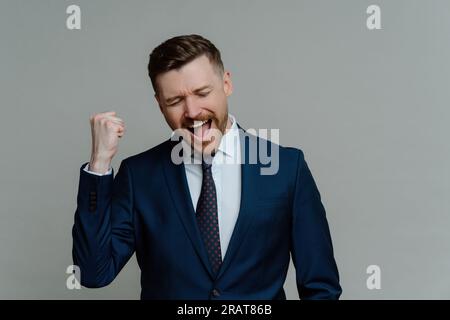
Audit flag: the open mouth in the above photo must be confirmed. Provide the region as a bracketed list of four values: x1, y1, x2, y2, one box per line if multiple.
[187, 119, 212, 139]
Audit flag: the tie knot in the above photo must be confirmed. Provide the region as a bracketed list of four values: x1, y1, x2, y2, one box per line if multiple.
[202, 161, 212, 172]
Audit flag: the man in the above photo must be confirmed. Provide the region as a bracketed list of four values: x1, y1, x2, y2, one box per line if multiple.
[72, 34, 342, 299]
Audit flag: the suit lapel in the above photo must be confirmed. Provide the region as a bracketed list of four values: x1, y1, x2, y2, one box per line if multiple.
[162, 140, 215, 278]
[216, 127, 260, 279]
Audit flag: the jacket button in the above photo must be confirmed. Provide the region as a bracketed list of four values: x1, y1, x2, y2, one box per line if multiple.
[211, 289, 220, 297]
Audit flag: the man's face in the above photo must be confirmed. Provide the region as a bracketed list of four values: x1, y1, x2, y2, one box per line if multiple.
[155, 55, 233, 156]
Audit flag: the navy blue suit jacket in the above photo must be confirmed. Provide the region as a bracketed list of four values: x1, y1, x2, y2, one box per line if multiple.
[72, 128, 341, 299]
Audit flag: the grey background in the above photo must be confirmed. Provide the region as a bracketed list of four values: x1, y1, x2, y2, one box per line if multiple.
[1, 0, 449, 299]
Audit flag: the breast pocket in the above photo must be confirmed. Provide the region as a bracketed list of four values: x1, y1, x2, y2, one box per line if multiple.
[251, 198, 290, 228]
[254, 195, 290, 207]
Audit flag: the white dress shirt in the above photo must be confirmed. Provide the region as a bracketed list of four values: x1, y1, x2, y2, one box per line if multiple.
[84, 114, 242, 259]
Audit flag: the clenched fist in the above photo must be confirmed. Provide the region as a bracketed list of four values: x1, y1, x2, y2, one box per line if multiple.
[88, 111, 125, 174]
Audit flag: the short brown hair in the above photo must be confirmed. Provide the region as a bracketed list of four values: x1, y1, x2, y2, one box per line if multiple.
[148, 34, 224, 94]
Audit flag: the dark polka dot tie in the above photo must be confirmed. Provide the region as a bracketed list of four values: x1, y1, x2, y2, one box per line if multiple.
[196, 161, 222, 275]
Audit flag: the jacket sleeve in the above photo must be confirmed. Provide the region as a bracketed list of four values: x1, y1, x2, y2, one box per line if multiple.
[290, 150, 342, 299]
[72, 160, 135, 288]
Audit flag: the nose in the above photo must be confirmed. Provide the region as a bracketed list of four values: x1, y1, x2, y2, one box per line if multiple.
[184, 96, 202, 120]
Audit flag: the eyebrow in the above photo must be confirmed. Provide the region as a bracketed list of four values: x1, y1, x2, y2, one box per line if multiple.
[165, 85, 212, 104]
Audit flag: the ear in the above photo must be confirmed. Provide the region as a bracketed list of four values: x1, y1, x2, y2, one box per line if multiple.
[223, 71, 233, 97]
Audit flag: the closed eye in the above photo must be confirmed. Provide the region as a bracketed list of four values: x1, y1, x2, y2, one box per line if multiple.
[197, 91, 210, 97]
[167, 99, 182, 107]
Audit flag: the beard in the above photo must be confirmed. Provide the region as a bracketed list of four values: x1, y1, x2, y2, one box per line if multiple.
[180, 111, 229, 157]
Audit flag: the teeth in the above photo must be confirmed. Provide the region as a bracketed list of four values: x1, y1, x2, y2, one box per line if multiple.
[190, 120, 208, 129]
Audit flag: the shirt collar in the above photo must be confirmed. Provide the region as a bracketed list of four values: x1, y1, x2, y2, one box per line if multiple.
[217, 114, 239, 159]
